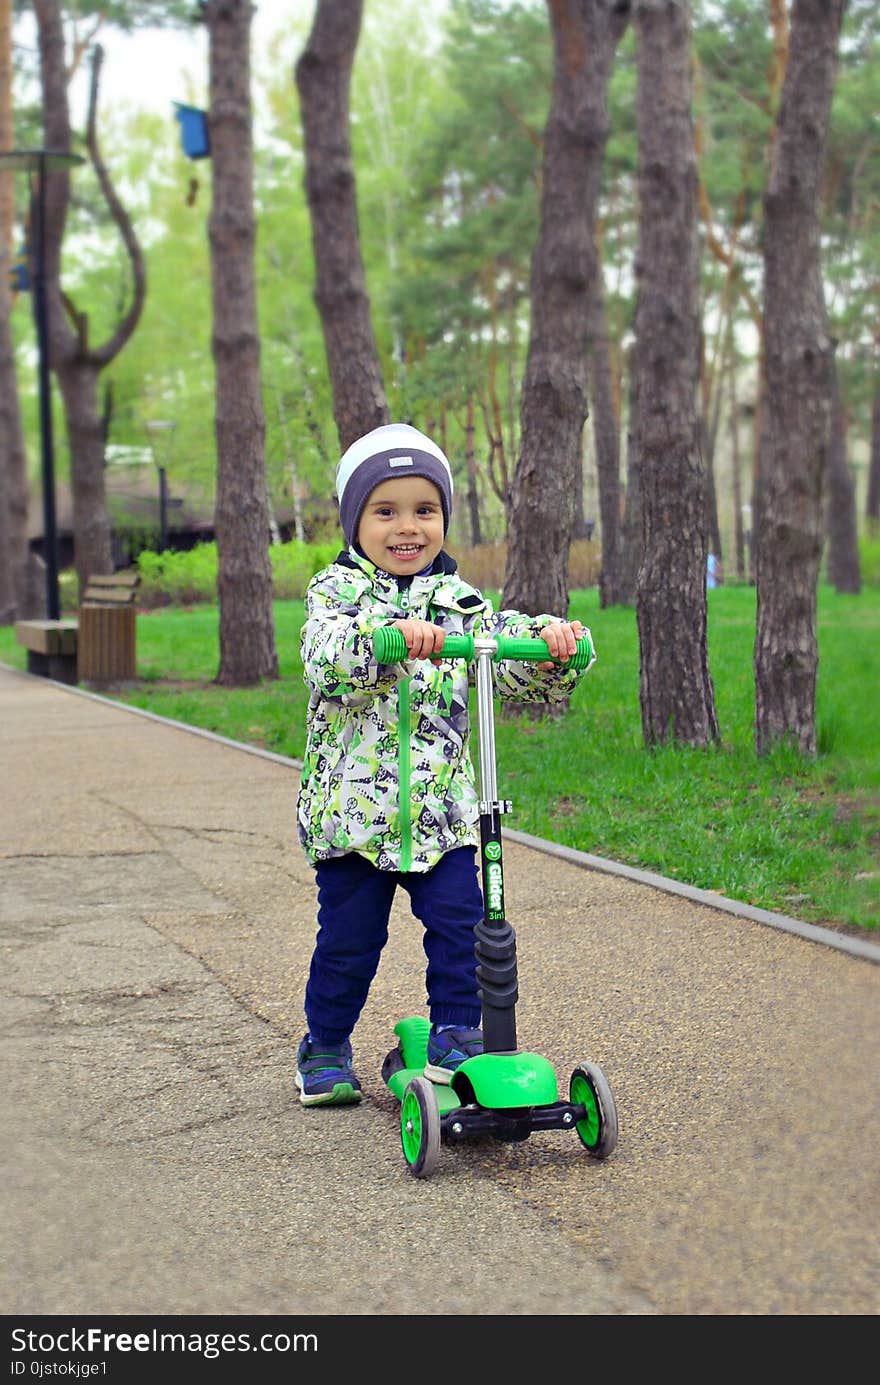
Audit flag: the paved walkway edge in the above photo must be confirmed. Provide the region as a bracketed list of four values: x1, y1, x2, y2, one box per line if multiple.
[8, 661, 879, 968]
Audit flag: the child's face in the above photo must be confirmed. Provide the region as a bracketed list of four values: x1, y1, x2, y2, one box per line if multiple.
[357, 476, 445, 576]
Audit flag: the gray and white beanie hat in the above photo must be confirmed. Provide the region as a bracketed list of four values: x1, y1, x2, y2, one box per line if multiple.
[336, 423, 454, 547]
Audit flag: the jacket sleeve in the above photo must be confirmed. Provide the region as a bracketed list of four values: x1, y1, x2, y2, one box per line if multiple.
[475, 607, 594, 704]
[301, 572, 407, 707]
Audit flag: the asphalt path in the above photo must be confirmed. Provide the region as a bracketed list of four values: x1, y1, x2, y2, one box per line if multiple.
[2, 663, 878, 1320]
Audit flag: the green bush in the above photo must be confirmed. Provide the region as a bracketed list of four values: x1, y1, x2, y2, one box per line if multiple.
[859, 531, 880, 587]
[136, 539, 339, 607]
[136, 545, 218, 606]
[270, 539, 338, 599]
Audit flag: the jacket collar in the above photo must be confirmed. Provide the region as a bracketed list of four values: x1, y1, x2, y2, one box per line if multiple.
[334, 546, 483, 615]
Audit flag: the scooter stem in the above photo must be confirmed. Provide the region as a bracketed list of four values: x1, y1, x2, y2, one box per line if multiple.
[475, 648, 498, 802]
[472, 648, 518, 1054]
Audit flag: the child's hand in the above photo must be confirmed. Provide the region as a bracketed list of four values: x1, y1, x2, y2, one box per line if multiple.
[537, 621, 585, 670]
[392, 619, 447, 661]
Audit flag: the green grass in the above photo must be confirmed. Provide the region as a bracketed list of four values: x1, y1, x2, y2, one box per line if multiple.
[3, 585, 877, 932]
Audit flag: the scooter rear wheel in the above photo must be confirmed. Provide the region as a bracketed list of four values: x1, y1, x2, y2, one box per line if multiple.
[400, 1075, 441, 1178]
[570, 1062, 618, 1160]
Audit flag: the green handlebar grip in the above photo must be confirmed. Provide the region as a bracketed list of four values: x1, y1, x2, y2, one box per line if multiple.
[424, 633, 475, 661]
[372, 626, 594, 667]
[371, 625, 413, 663]
[492, 632, 595, 668]
[372, 628, 476, 662]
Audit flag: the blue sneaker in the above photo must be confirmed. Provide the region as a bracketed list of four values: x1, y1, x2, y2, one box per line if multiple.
[425, 1025, 484, 1085]
[295, 1035, 362, 1107]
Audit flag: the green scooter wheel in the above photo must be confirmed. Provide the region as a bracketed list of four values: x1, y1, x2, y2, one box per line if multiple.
[400, 1075, 441, 1178]
[570, 1062, 618, 1160]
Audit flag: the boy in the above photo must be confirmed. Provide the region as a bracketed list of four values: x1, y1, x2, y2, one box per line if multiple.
[295, 423, 591, 1105]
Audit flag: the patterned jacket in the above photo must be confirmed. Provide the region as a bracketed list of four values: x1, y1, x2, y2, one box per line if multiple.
[297, 548, 593, 872]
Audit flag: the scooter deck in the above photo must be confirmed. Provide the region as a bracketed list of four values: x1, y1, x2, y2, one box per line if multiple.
[381, 1015, 462, 1112]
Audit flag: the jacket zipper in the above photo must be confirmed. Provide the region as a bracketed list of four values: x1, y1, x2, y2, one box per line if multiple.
[397, 584, 412, 871]
[398, 677, 412, 871]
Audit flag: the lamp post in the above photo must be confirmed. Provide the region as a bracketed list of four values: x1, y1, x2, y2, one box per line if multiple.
[144, 420, 176, 554]
[0, 148, 84, 619]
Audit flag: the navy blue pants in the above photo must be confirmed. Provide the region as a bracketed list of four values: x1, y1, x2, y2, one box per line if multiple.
[304, 846, 484, 1044]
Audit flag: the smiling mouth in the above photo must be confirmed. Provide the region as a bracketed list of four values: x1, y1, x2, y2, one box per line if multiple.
[388, 544, 423, 558]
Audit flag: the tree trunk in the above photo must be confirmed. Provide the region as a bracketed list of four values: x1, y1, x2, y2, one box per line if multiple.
[825, 362, 860, 594]
[633, 0, 718, 747]
[0, 0, 32, 622]
[464, 396, 482, 547]
[0, 359, 14, 623]
[700, 333, 724, 568]
[503, 0, 628, 629]
[728, 346, 746, 581]
[33, 1, 147, 598]
[572, 431, 588, 540]
[295, 0, 389, 452]
[618, 340, 641, 606]
[0, 248, 27, 624]
[56, 352, 114, 586]
[867, 377, 880, 533]
[754, 0, 844, 756]
[204, 0, 278, 687]
[589, 270, 623, 606]
[34, 1, 111, 596]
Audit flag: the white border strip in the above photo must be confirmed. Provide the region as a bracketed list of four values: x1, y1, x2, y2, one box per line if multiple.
[5, 660, 879, 966]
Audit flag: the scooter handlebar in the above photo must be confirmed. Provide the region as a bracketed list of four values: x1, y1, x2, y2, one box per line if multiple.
[372, 626, 595, 669]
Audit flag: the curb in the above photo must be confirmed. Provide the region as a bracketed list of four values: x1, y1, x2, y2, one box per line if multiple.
[5, 660, 879, 967]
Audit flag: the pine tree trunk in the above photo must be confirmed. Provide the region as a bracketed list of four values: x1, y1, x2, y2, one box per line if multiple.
[0, 242, 28, 623]
[33, 1, 148, 599]
[619, 342, 641, 606]
[867, 379, 880, 533]
[54, 358, 113, 592]
[825, 364, 860, 594]
[589, 273, 623, 607]
[728, 349, 746, 582]
[633, 0, 718, 747]
[699, 317, 726, 568]
[205, 0, 278, 687]
[754, 0, 844, 756]
[0, 0, 31, 622]
[295, 0, 388, 452]
[33, 0, 113, 597]
[503, 0, 628, 631]
[464, 397, 482, 547]
[0, 364, 14, 623]
[701, 383, 723, 569]
[572, 435, 588, 540]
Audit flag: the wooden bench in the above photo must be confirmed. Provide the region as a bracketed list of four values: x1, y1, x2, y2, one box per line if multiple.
[14, 619, 80, 685]
[78, 570, 140, 683]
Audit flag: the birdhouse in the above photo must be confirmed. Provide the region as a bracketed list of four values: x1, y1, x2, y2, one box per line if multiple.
[174, 104, 210, 160]
[9, 243, 29, 292]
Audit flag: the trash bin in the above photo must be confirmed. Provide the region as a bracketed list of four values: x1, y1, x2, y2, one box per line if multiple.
[77, 571, 140, 683]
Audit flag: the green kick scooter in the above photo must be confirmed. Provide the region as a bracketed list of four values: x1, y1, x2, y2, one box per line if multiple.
[372, 626, 619, 1179]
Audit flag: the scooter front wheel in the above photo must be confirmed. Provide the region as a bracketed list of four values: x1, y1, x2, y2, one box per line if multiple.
[400, 1075, 441, 1178]
[570, 1062, 618, 1160]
